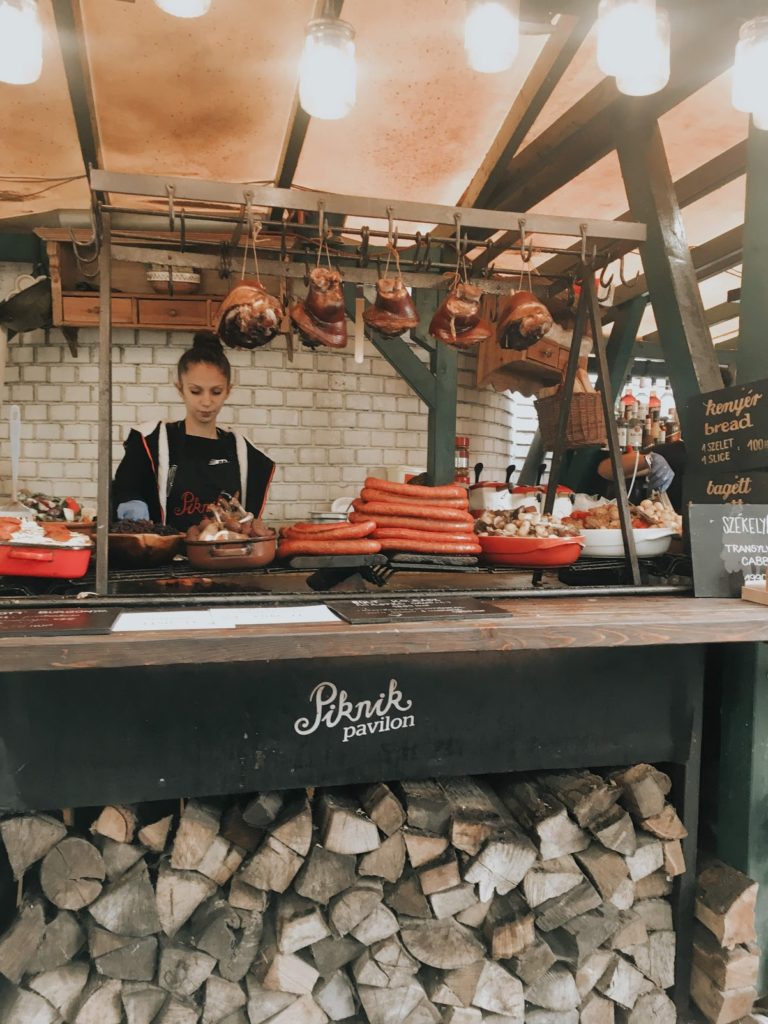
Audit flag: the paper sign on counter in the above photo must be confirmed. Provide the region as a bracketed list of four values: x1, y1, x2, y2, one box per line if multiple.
[112, 605, 342, 632]
[112, 609, 226, 632]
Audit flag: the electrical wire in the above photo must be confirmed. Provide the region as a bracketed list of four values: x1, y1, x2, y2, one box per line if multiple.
[0, 174, 86, 202]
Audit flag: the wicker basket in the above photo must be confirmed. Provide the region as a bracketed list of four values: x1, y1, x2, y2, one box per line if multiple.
[535, 390, 607, 450]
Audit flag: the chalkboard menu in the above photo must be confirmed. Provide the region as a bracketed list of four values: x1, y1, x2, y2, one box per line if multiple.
[689, 504, 768, 597]
[0, 608, 118, 637]
[326, 596, 503, 624]
[687, 378, 768, 475]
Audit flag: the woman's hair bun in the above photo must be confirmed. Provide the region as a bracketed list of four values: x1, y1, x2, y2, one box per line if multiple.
[192, 330, 224, 353]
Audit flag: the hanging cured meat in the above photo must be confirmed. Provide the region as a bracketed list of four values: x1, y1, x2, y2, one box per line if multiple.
[429, 281, 493, 349]
[497, 290, 553, 351]
[363, 276, 419, 337]
[216, 280, 284, 350]
[290, 267, 348, 349]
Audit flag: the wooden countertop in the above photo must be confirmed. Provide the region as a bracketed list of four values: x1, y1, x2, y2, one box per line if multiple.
[3, 595, 767, 673]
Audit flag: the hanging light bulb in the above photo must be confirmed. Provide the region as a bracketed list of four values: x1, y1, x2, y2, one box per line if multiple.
[298, 18, 356, 120]
[615, 9, 670, 96]
[153, 0, 211, 17]
[732, 16, 768, 127]
[597, 0, 656, 78]
[0, 0, 43, 86]
[464, 0, 519, 74]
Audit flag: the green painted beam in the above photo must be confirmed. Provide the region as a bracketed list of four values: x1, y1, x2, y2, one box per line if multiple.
[738, 122, 768, 382]
[615, 112, 722, 438]
[427, 342, 458, 485]
[641, 301, 741, 345]
[0, 234, 43, 263]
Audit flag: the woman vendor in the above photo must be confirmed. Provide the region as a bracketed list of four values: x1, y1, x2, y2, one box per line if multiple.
[112, 332, 275, 531]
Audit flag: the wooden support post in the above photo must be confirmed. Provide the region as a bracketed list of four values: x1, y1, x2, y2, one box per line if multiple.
[96, 211, 112, 596]
[615, 112, 722, 437]
[737, 121, 768, 382]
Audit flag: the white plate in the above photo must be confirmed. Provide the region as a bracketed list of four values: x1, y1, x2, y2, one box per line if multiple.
[580, 527, 676, 559]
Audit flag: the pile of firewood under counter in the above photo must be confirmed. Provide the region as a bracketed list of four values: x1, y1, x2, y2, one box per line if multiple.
[0, 765, 689, 1024]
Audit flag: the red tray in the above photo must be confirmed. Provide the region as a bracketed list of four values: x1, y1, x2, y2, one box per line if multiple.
[0, 543, 92, 578]
[478, 534, 584, 567]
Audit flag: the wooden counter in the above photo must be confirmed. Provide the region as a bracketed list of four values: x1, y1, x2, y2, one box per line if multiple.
[5, 594, 767, 673]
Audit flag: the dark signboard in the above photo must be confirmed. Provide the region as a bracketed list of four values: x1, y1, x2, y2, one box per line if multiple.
[687, 378, 768, 475]
[689, 503, 768, 597]
[0, 608, 118, 637]
[326, 596, 502, 624]
[684, 467, 768, 507]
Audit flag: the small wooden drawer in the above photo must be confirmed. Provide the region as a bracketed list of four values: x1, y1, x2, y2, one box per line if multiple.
[523, 338, 562, 369]
[209, 302, 221, 325]
[138, 299, 209, 326]
[62, 295, 134, 324]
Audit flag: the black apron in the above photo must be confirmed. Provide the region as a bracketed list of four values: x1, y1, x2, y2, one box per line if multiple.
[165, 424, 240, 532]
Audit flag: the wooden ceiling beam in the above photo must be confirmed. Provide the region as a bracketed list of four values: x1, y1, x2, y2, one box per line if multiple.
[641, 301, 741, 344]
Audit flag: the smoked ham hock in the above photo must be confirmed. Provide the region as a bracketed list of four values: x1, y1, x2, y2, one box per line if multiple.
[363, 276, 419, 337]
[429, 281, 493, 349]
[216, 280, 284, 350]
[497, 290, 553, 351]
[290, 267, 348, 349]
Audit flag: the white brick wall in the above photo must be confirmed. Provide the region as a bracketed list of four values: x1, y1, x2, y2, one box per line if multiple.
[0, 263, 538, 523]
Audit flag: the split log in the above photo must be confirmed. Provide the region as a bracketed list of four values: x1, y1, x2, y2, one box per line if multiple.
[595, 955, 646, 1010]
[525, 1011, 578, 1024]
[242, 791, 283, 829]
[640, 804, 688, 841]
[429, 882, 478, 920]
[189, 899, 262, 982]
[417, 849, 460, 895]
[589, 805, 637, 857]
[155, 862, 217, 937]
[546, 905, 621, 965]
[95, 935, 158, 981]
[608, 912, 648, 953]
[258, 993, 327, 1024]
[158, 942, 216, 997]
[0, 899, 46, 983]
[315, 969, 356, 1020]
[615, 989, 676, 1024]
[277, 893, 331, 953]
[89, 859, 161, 936]
[579, 991, 616, 1024]
[629, 929, 675, 989]
[357, 979, 427, 1024]
[245, 978, 295, 1024]
[171, 801, 220, 871]
[470, 960, 524, 1019]
[693, 923, 760, 991]
[404, 829, 449, 869]
[360, 831, 407, 883]
[329, 879, 383, 936]
[537, 771, 621, 829]
[400, 918, 486, 969]
[98, 839, 145, 882]
[634, 871, 672, 900]
[318, 791, 380, 855]
[611, 764, 670, 820]
[88, 922, 132, 959]
[219, 806, 262, 853]
[73, 977, 123, 1024]
[350, 903, 400, 946]
[155, 994, 205, 1024]
[26, 910, 85, 974]
[238, 836, 304, 894]
[228, 878, 268, 914]
[696, 859, 758, 949]
[91, 805, 137, 844]
[202, 975, 247, 1024]
[404, 996, 441, 1024]
[441, 1010, 482, 1024]
[575, 949, 616, 999]
[384, 871, 433, 919]
[270, 798, 313, 858]
[196, 836, 244, 886]
[262, 951, 319, 995]
[122, 982, 168, 1024]
[496, 779, 589, 860]
[294, 845, 357, 904]
[0, 985, 61, 1024]
[137, 815, 173, 854]
[0, 814, 67, 879]
[361, 783, 406, 837]
[662, 839, 686, 878]
[576, 846, 634, 911]
[633, 897, 673, 932]
[535, 878, 602, 932]
[28, 961, 89, 1020]
[353, 936, 420, 988]
[310, 933, 364, 975]
[397, 780, 452, 834]
[40, 837, 106, 910]
[483, 891, 535, 959]
[690, 965, 757, 1024]
[424, 962, 483, 1008]
[455, 895, 492, 929]
[463, 825, 538, 901]
[624, 835, 663, 882]
[522, 855, 583, 909]
[526, 963, 580, 1011]
[439, 777, 509, 856]
[507, 934, 556, 985]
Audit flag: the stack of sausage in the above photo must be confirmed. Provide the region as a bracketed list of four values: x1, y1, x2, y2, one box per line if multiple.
[277, 519, 381, 559]
[349, 477, 481, 556]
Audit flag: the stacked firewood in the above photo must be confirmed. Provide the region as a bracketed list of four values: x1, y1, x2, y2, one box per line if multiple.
[0, 765, 687, 1024]
[691, 858, 761, 1024]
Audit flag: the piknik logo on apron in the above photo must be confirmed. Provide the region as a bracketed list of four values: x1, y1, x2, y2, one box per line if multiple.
[293, 678, 415, 743]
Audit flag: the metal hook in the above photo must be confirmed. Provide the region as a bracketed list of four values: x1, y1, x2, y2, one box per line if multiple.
[317, 200, 326, 242]
[579, 223, 588, 265]
[453, 212, 462, 254]
[387, 206, 394, 247]
[303, 261, 310, 287]
[412, 230, 423, 269]
[518, 218, 533, 263]
[280, 209, 288, 261]
[166, 185, 175, 234]
[619, 253, 640, 287]
[179, 209, 186, 254]
[359, 224, 370, 267]
[599, 259, 614, 288]
[424, 232, 433, 272]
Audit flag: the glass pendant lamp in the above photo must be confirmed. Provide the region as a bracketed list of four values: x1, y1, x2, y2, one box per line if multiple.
[299, 17, 356, 120]
[0, 0, 43, 86]
[464, 0, 520, 74]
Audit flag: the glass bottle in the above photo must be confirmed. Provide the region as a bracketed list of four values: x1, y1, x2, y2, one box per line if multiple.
[660, 380, 675, 418]
[620, 382, 637, 421]
[455, 435, 471, 487]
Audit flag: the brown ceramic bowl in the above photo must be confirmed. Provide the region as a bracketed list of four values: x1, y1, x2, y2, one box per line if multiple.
[185, 532, 276, 571]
